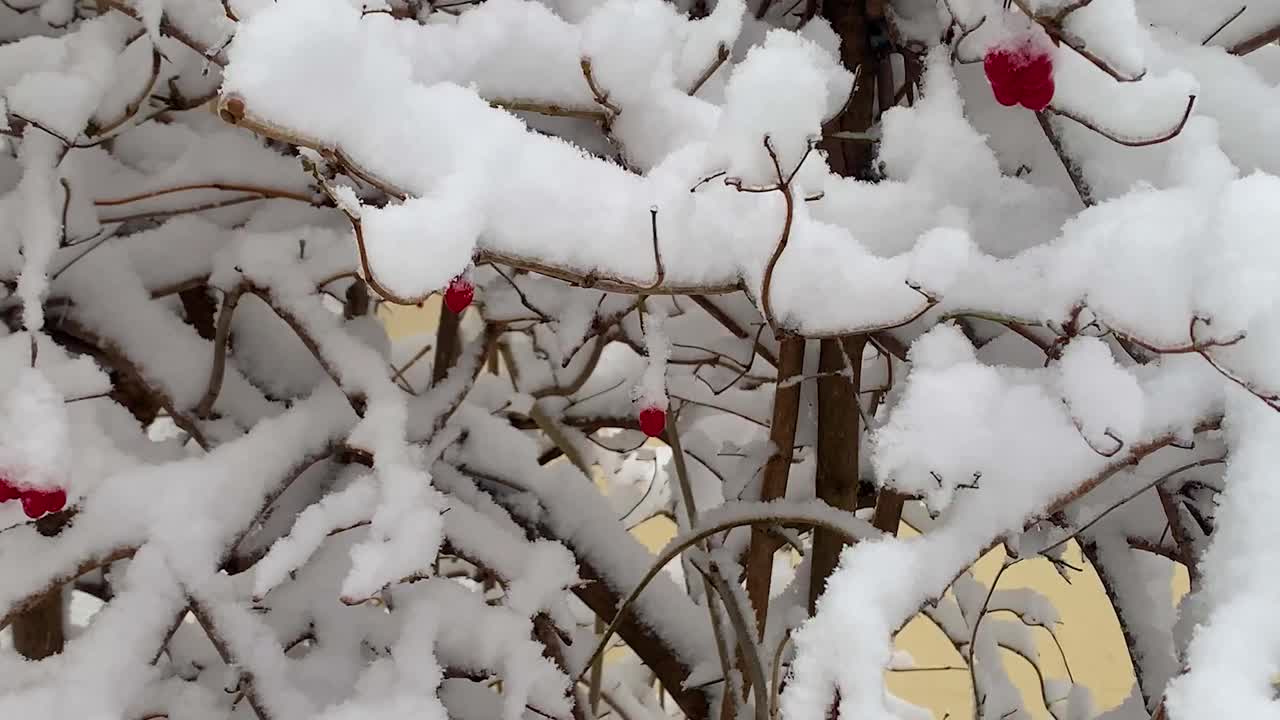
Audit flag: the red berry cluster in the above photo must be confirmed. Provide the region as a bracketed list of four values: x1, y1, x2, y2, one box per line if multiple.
[0, 477, 66, 519]
[443, 275, 474, 314]
[638, 406, 666, 438]
[983, 41, 1055, 112]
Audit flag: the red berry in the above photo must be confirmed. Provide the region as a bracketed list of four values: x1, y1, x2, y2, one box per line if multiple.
[20, 492, 43, 519]
[443, 276, 474, 314]
[638, 406, 666, 438]
[0, 478, 19, 503]
[19, 488, 65, 519]
[1019, 77, 1055, 111]
[985, 39, 1054, 111]
[990, 80, 1021, 107]
[40, 488, 66, 514]
[1018, 48, 1054, 88]
[983, 48, 1018, 89]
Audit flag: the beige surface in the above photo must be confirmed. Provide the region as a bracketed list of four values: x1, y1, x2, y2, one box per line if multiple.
[383, 303, 1187, 718]
[627, 516, 1186, 719]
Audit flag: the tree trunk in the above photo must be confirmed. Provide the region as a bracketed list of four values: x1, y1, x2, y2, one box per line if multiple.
[11, 587, 65, 660]
[809, 336, 866, 612]
[745, 336, 806, 637]
[13, 513, 71, 660]
[806, 0, 884, 611]
[819, 0, 879, 184]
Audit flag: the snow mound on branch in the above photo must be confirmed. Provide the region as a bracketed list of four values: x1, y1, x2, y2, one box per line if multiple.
[0, 367, 72, 490]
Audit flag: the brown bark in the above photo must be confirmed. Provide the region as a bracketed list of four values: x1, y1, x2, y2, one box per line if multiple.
[534, 614, 587, 720]
[109, 366, 164, 427]
[343, 279, 371, 320]
[11, 587, 64, 659]
[809, 336, 866, 612]
[1079, 539, 1153, 710]
[819, 0, 879, 182]
[870, 487, 906, 535]
[13, 512, 73, 660]
[1156, 485, 1200, 588]
[806, 0, 883, 608]
[744, 336, 806, 638]
[179, 285, 218, 340]
[1228, 24, 1280, 56]
[573, 562, 709, 720]
[432, 300, 462, 386]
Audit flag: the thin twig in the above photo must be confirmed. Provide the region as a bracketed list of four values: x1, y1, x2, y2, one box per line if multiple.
[667, 415, 739, 719]
[696, 556, 770, 720]
[1009, 0, 1145, 82]
[100, 0, 228, 64]
[1203, 5, 1248, 45]
[581, 58, 621, 116]
[391, 340, 434, 391]
[89, 45, 164, 138]
[94, 183, 319, 207]
[968, 559, 1016, 719]
[689, 43, 730, 95]
[1035, 111, 1094, 207]
[577, 509, 879, 679]
[1047, 95, 1196, 148]
[491, 100, 610, 122]
[195, 286, 244, 418]
[1037, 456, 1226, 556]
[1190, 315, 1280, 410]
[490, 265, 552, 322]
[754, 136, 801, 332]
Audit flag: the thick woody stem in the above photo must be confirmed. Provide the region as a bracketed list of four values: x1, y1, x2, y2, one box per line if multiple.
[11, 587, 64, 660]
[744, 336, 805, 638]
[433, 299, 463, 387]
[572, 562, 710, 720]
[11, 514, 71, 660]
[1229, 23, 1280, 55]
[1078, 540, 1157, 711]
[809, 0, 882, 608]
[809, 336, 866, 612]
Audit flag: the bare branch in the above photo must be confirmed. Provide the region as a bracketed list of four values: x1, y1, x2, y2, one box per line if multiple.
[1047, 95, 1197, 148]
[689, 43, 730, 95]
[1229, 21, 1280, 55]
[195, 286, 244, 419]
[1203, 6, 1248, 46]
[1037, 456, 1226, 556]
[1008, 0, 1146, 82]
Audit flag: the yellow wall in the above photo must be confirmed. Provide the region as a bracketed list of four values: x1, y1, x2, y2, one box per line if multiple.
[382, 303, 1188, 718]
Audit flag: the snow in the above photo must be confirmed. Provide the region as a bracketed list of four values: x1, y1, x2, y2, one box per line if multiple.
[712, 30, 844, 185]
[452, 405, 720, 671]
[1088, 534, 1180, 706]
[1164, 388, 1280, 718]
[0, 367, 73, 492]
[412, 580, 571, 720]
[13, 131, 62, 335]
[58, 242, 278, 428]
[1059, 0, 1146, 80]
[3, 0, 1280, 718]
[783, 322, 1225, 720]
[633, 306, 671, 409]
[253, 474, 379, 600]
[1055, 335, 1146, 452]
[3, 13, 131, 140]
